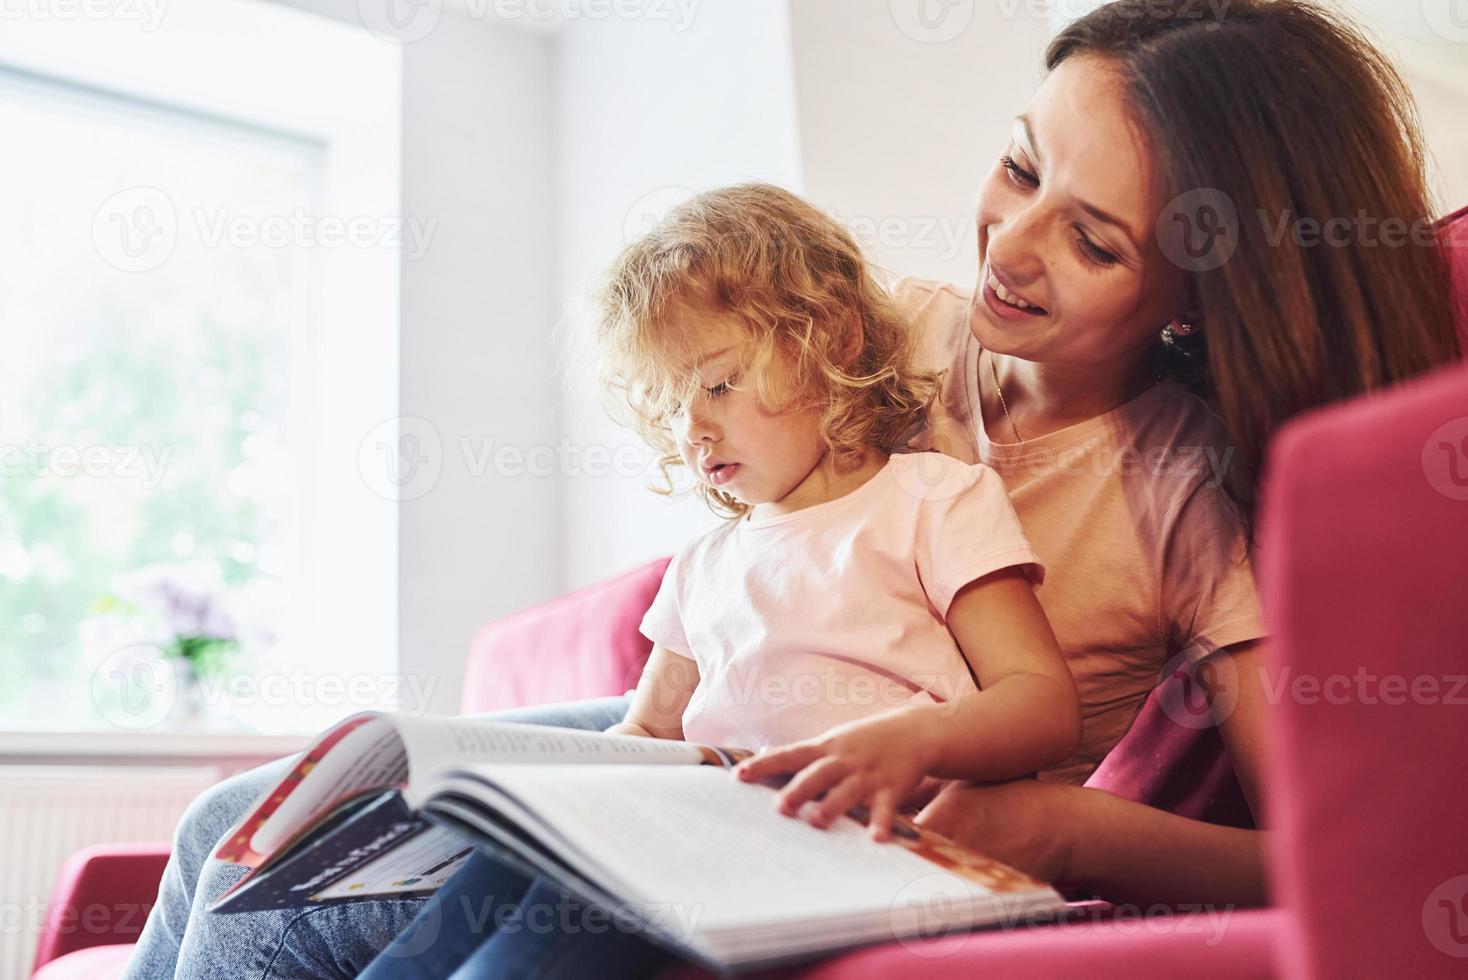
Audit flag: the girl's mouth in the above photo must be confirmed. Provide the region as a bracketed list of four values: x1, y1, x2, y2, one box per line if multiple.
[708, 463, 740, 487]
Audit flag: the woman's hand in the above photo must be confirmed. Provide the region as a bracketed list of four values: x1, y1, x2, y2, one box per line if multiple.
[733, 709, 938, 841]
[913, 778, 1081, 884]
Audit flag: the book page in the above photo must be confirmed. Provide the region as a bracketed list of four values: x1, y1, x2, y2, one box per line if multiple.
[248, 717, 409, 855]
[430, 765, 1055, 938]
[392, 717, 730, 801]
[216, 713, 735, 868]
[214, 712, 405, 866]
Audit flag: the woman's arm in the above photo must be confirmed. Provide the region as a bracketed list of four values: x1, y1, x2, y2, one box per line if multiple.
[915, 638, 1270, 908]
[603, 644, 700, 740]
[1067, 637, 1268, 905]
[736, 566, 1081, 837]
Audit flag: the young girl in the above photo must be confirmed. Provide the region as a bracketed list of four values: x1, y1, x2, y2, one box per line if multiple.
[594, 182, 1081, 841]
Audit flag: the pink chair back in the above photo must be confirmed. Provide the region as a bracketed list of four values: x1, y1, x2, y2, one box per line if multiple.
[1260, 359, 1468, 978]
[460, 556, 669, 714]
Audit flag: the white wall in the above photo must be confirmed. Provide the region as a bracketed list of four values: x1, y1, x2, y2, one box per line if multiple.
[1408, 48, 1468, 214]
[787, 0, 1053, 287]
[1334, 1, 1468, 213]
[275, 0, 562, 714]
[396, 17, 560, 715]
[554, 0, 805, 589]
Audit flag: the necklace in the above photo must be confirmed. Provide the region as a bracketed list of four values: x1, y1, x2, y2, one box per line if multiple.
[989, 353, 1024, 444]
[988, 352, 1165, 446]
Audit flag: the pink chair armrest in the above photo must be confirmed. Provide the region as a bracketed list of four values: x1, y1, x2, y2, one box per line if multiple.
[658, 909, 1282, 979]
[31, 944, 138, 980]
[32, 843, 170, 972]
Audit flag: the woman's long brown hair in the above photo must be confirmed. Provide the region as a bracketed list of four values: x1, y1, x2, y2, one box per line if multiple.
[1049, 0, 1460, 519]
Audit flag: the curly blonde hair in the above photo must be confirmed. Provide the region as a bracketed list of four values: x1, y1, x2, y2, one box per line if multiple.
[592, 182, 942, 518]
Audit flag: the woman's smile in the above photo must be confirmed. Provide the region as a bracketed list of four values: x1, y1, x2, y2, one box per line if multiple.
[980, 260, 1049, 321]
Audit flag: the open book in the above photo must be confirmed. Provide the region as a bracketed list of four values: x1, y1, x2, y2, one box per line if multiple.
[210, 711, 1067, 971]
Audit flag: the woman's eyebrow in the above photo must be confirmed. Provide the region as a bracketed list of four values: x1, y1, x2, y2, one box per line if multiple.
[1078, 201, 1141, 252]
[1014, 115, 1042, 164]
[1016, 113, 1142, 253]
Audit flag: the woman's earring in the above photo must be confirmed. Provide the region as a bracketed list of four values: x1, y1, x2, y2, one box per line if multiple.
[1161, 321, 1197, 345]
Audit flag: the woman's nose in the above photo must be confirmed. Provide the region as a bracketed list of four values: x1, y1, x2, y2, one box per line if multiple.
[986, 205, 1048, 285]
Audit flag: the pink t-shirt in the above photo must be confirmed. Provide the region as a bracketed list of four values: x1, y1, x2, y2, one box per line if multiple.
[638, 452, 1043, 750]
[897, 278, 1266, 784]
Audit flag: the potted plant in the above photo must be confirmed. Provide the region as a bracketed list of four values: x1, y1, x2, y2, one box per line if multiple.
[83, 560, 242, 729]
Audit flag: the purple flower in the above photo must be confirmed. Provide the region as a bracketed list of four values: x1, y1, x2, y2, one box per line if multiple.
[110, 561, 239, 643]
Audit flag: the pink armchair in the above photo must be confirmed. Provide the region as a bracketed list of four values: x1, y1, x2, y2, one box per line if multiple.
[33, 206, 1468, 977]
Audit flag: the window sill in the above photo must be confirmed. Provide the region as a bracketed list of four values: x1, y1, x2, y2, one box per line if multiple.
[0, 728, 310, 767]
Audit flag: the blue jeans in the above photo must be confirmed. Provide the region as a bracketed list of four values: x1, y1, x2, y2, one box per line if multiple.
[122, 695, 633, 980]
[356, 852, 677, 980]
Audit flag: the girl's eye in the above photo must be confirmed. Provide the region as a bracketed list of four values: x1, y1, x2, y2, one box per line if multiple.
[705, 374, 737, 398]
[1000, 155, 1038, 188]
[1075, 230, 1120, 267]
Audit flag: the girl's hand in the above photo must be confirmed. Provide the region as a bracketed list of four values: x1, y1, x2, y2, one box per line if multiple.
[913, 778, 1080, 884]
[733, 710, 938, 841]
[602, 721, 655, 739]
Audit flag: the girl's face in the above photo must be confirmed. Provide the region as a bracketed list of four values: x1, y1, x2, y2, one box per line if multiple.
[664, 303, 827, 508]
[970, 55, 1186, 366]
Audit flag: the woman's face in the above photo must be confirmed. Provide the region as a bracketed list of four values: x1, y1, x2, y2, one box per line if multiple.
[971, 54, 1186, 367]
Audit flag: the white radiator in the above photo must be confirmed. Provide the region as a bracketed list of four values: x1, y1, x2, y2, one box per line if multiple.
[0, 765, 223, 979]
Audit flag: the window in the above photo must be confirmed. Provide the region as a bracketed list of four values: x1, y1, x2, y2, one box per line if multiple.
[0, 72, 316, 730]
[0, 3, 402, 734]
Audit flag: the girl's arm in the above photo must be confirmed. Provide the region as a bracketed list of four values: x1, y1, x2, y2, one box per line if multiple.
[915, 638, 1269, 908]
[604, 644, 700, 740]
[912, 564, 1081, 779]
[736, 565, 1081, 838]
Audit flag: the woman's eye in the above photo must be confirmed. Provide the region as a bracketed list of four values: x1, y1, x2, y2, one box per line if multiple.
[1001, 155, 1038, 188]
[1076, 230, 1120, 267]
[999, 153, 1118, 267]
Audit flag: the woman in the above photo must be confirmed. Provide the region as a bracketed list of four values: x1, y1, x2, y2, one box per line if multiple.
[124, 1, 1459, 977]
